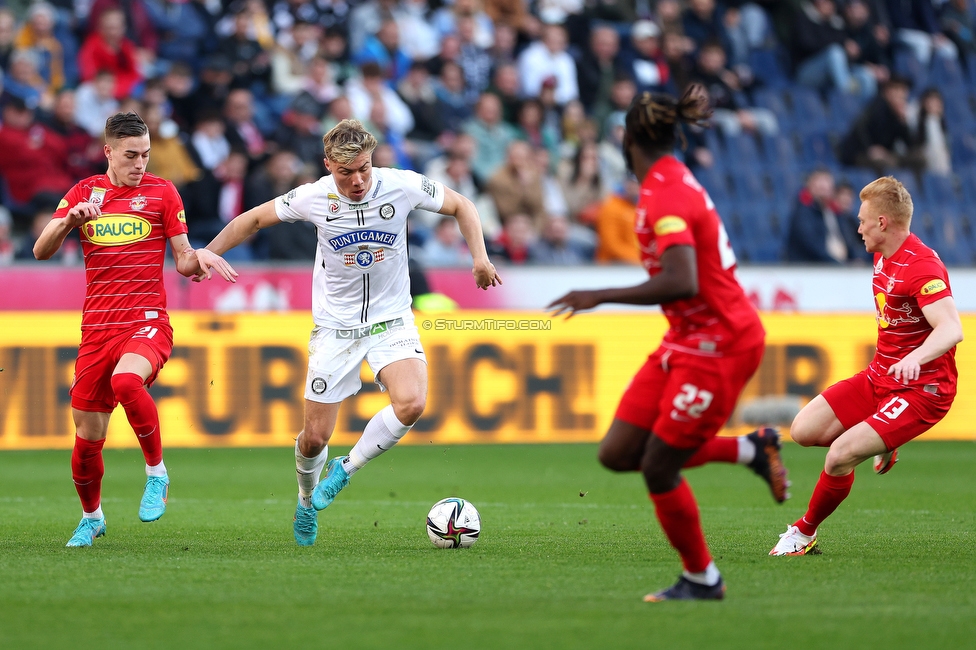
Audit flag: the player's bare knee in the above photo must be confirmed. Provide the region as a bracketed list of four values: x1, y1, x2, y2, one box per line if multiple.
[393, 397, 425, 426]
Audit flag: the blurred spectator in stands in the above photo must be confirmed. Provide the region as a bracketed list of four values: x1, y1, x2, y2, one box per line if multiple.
[484, 0, 530, 37]
[399, 61, 449, 145]
[791, 0, 877, 98]
[219, 5, 272, 90]
[183, 149, 253, 258]
[393, 0, 439, 62]
[223, 88, 267, 165]
[907, 87, 951, 176]
[843, 0, 891, 89]
[17, 198, 80, 263]
[518, 23, 578, 105]
[321, 93, 355, 132]
[464, 92, 520, 184]
[657, 0, 686, 35]
[535, 146, 569, 219]
[839, 76, 920, 173]
[694, 42, 778, 136]
[246, 149, 317, 261]
[41, 88, 103, 180]
[417, 215, 473, 267]
[432, 61, 473, 133]
[348, 0, 401, 55]
[598, 111, 628, 193]
[785, 168, 862, 264]
[433, 0, 494, 48]
[425, 32, 461, 77]
[354, 18, 411, 85]
[662, 29, 697, 95]
[162, 62, 195, 132]
[300, 55, 341, 108]
[190, 54, 235, 125]
[487, 140, 546, 226]
[683, 0, 734, 59]
[487, 212, 537, 264]
[278, 91, 327, 173]
[531, 214, 593, 264]
[576, 24, 623, 129]
[594, 175, 641, 264]
[0, 8, 15, 72]
[487, 62, 521, 124]
[74, 69, 118, 137]
[4, 49, 52, 111]
[0, 93, 74, 215]
[940, 0, 976, 59]
[88, 0, 159, 53]
[559, 140, 608, 223]
[488, 20, 519, 69]
[621, 20, 670, 95]
[347, 62, 414, 140]
[322, 26, 356, 86]
[143, 102, 201, 189]
[884, 0, 959, 67]
[15, 2, 75, 94]
[270, 19, 321, 96]
[190, 108, 231, 171]
[147, 0, 214, 69]
[516, 98, 560, 162]
[833, 179, 873, 263]
[78, 9, 142, 100]
[559, 102, 595, 159]
[606, 75, 637, 124]
[457, 13, 493, 105]
[372, 142, 399, 168]
[0, 207, 13, 265]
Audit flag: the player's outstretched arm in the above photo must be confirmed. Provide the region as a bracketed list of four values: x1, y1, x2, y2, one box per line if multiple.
[206, 200, 282, 256]
[438, 187, 502, 290]
[33, 202, 100, 260]
[548, 245, 698, 318]
[887, 296, 964, 384]
[170, 233, 238, 283]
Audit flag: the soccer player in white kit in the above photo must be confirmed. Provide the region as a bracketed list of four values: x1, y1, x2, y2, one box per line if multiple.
[196, 120, 502, 545]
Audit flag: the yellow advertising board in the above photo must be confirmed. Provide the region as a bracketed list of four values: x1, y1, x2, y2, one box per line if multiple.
[0, 311, 972, 450]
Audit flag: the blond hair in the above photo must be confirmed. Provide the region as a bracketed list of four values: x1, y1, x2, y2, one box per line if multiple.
[859, 176, 913, 227]
[322, 119, 378, 165]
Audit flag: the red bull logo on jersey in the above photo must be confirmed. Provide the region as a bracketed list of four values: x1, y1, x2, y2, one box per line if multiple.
[129, 195, 147, 210]
[875, 292, 922, 329]
[83, 214, 152, 246]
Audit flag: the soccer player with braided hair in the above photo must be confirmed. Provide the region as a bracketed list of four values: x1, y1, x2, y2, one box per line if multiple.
[550, 85, 785, 601]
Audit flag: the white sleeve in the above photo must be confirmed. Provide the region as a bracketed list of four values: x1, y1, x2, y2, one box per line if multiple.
[394, 169, 445, 213]
[274, 182, 319, 223]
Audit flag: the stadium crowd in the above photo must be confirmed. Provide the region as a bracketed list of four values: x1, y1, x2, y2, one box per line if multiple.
[1, 0, 976, 267]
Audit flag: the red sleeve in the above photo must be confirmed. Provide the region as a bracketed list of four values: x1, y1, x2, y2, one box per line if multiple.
[53, 182, 87, 221]
[646, 190, 697, 254]
[906, 257, 952, 308]
[161, 181, 188, 238]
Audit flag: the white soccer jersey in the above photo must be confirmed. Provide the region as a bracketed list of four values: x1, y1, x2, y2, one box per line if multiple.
[274, 167, 445, 328]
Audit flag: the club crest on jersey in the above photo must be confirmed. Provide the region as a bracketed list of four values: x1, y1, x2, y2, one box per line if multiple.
[83, 214, 152, 246]
[379, 203, 395, 220]
[329, 200, 340, 214]
[129, 194, 147, 211]
[344, 246, 386, 269]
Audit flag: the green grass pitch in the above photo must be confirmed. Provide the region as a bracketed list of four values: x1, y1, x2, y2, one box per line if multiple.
[1, 442, 974, 649]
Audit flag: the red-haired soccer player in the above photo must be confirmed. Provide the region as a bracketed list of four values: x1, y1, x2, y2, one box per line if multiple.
[770, 176, 962, 556]
[34, 111, 230, 547]
[550, 85, 787, 601]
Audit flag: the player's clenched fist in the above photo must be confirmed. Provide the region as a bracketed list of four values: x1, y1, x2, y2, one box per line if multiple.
[65, 202, 102, 227]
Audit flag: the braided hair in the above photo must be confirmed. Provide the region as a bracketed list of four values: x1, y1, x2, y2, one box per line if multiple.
[623, 84, 712, 165]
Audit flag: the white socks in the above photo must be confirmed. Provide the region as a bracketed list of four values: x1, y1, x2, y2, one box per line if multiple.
[146, 461, 167, 477]
[683, 561, 722, 587]
[295, 437, 328, 508]
[342, 405, 412, 477]
[737, 436, 756, 465]
[83, 506, 104, 520]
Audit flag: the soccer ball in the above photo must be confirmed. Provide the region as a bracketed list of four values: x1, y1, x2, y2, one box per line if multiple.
[426, 497, 481, 548]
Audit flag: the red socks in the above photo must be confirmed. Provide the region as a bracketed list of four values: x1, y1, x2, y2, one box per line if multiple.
[795, 470, 855, 536]
[683, 436, 738, 468]
[111, 372, 162, 466]
[650, 479, 712, 573]
[71, 436, 105, 513]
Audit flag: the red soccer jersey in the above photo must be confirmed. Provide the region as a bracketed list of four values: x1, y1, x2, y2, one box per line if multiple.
[868, 232, 957, 396]
[53, 173, 188, 331]
[635, 156, 764, 356]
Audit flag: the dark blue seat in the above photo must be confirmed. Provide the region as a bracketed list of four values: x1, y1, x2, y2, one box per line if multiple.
[723, 133, 763, 166]
[890, 170, 919, 198]
[729, 166, 769, 201]
[749, 47, 791, 89]
[695, 165, 730, 202]
[789, 86, 830, 135]
[760, 133, 797, 168]
[929, 55, 965, 90]
[921, 172, 959, 206]
[800, 132, 840, 167]
[753, 88, 793, 132]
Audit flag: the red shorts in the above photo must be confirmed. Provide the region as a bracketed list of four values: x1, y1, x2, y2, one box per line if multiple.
[70, 323, 174, 412]
[821, 370, 954, 450]
[615, 344, 764, 449]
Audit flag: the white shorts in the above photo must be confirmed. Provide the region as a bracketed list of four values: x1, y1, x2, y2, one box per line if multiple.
[304, 316, 427, 403]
